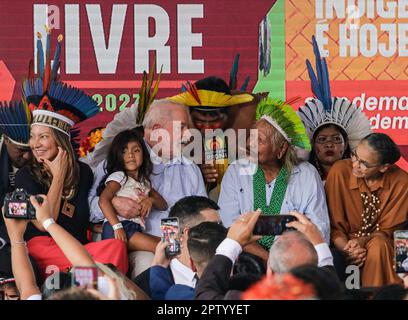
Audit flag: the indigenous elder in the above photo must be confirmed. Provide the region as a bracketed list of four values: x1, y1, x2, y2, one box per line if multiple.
[298, 36, 371, 181]
[15, 30, 128, 278]
[218, 97, 330, 263]
[326, 133, 408, 287]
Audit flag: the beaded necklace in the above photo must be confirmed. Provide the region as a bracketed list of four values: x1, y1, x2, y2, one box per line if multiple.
[354, 191, 380, 237]
[253, 165, 289, 250]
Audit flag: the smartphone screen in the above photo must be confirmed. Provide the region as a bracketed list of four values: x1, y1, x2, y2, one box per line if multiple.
[253, 215, 297, 236]
[161, 217, 181, 257]
[395, 230, 408, 274]
[71, 267, 98, 289]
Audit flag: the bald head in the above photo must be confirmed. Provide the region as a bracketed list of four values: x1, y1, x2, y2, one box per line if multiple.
[268, 231, 318, 274]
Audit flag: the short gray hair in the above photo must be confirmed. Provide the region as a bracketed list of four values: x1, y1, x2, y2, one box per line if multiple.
[142, 99, 188, 129]
[268, 231, 318, 274]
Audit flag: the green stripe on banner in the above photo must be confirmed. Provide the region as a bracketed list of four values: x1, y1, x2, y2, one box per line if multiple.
[253, 0, 285, 100]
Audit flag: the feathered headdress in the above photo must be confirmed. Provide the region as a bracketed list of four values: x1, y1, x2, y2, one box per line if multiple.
[0, 101, 31, 147]
[298, 36, 371, 149]
[256, 97, 311, 151]
[229, 53, 250, 92]
[167, 54, 254, 110]
[21, 27, 99, 137]
[82, 62, 162, 168]
[168, 82, 254, 110]
[242, 274, 316, 300]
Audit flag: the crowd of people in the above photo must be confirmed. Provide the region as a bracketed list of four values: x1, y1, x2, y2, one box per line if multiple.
[0, 32, 407, 301]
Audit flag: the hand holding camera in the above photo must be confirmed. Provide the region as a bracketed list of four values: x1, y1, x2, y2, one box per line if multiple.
[2, 190, 50, 241]
[29, 195, 50, 225]
[227, 210, 262, 247]
[152, 240, 173, 268]
[2, 205, 29, 242]
[3, 189, 40, 220]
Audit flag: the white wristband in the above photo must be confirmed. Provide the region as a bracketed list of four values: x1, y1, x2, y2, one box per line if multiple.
[112, 223, 123, 231]
[43, 218, 56, 231]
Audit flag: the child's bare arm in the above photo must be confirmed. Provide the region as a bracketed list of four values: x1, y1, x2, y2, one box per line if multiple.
[98, 181, 122, 226]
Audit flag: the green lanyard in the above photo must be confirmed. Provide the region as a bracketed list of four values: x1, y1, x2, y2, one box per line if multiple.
[253, 165, 289, 250]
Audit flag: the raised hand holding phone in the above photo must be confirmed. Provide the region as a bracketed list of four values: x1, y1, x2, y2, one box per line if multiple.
[160, 218, 181, 258]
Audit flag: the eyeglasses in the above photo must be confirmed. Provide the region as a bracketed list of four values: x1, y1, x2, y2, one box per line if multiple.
[350, 150, 381, 170]
[315, 135, 344, 145]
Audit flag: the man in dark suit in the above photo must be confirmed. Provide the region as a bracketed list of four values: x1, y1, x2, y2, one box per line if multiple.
[149, 222, 227, 300]
[195, 210, 340, 300]
[133, 196, 222, 297]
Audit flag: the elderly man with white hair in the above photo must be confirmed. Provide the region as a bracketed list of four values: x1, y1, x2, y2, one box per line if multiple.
[85, 99, 207, 277]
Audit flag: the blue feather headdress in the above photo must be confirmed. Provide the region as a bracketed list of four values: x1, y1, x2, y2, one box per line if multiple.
[22, 27, 99, 137]
[0, 101, 31, 147]
[298, 36, 371, 149]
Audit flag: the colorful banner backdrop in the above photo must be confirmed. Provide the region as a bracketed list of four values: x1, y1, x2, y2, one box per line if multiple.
[0, 0, 407, 169]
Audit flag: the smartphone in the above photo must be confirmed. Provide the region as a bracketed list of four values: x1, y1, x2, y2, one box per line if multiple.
[0, 279, 4, 300]
[71, 267, 98, 289]
[161, 217, 181, 257]
[253, 215, 297, 236]
[394, 230, 408, 274]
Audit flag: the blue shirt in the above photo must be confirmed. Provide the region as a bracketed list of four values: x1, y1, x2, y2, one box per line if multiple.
[218, 159, 330, 243]
[88, 140, 207, 236]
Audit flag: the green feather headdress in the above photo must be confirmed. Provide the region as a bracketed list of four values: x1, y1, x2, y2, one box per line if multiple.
[256, 97, 311, 151]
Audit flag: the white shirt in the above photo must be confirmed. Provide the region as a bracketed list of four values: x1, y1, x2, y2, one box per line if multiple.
[88, 140, 207, 236]
[169, 258, 197, 288]
[218, 159, 331, 244]
[26, 294, 42, 300]
[315, 243, 334, 267]
[216, 238, 243, 263]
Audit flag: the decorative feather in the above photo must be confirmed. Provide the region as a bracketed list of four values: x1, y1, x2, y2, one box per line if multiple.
[298, 97, 371, 149]
[285, 96, 302, 106]
[321, 58, 332, 110]
[306, 59, 323, 102]
[256, 97, 311, 151]
[240, 76, 250, 92]
[51, 35, 63, 81]
[297, 34, 371, 150]
[305, 36, 333, 111]
[186, 81, 202, 105]
[229, 53, 240, 90]
[168, 89, 253, 107]
[0, 101, 31, 145]
[136, 61, 163, 125]
[36, 33, 44, 78]
[28, 59, 34, 80]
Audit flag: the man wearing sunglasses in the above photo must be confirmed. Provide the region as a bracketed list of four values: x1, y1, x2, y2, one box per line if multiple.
[325, 133, 408, 288]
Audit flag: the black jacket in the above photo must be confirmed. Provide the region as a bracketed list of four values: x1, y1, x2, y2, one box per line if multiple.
[195, 254, 242, 300]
